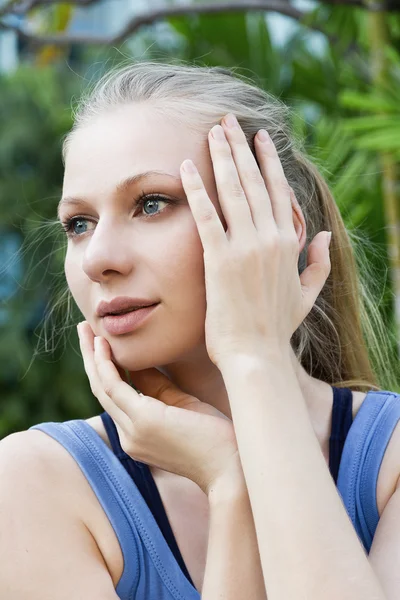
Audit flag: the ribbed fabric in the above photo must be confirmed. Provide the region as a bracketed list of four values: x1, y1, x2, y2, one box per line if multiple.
[28, 387, 400, 597]
[337, 389, 400, 552]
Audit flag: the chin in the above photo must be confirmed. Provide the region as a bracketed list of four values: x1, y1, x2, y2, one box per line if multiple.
[108, 349, 154, 374]
[105, 319, 205, 373]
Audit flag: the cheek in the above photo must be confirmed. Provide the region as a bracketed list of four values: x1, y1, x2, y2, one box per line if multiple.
[64, 255, 75, 294]
[163, 219, 205, 286]
[64, 253, 88, 313]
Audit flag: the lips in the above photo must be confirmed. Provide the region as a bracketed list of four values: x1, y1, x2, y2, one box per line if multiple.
[102, 303, 160, 335]
[96, 296, 160, 318]
[108, 305, 156, 316]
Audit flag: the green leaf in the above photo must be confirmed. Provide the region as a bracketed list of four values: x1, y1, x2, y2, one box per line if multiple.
[246, 13, 280, 93]
[339, 91, 398, 113]
[343, 116, 400, 133]
[352, 128, 400, 151]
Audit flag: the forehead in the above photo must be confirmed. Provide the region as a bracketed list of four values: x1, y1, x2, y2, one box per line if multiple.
[62, 104, 204, 198]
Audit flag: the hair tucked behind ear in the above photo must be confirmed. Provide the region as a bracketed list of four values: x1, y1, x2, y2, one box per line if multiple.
[61, 59, 398, 392]
[290, 154, 397, 391]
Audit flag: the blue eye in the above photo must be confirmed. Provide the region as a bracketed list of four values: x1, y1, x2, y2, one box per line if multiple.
[140, 194, 170, 218]
[60, 193, 176, 239]
[61, 217, 93, 237]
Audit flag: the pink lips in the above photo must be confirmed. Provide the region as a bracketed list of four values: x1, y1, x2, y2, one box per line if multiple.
[96, 296, 159, 318]
[102, 303, 160, 335]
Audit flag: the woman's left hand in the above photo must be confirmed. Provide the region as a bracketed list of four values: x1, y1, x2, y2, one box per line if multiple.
[77, 321, 241, 496]
[180, 114, 332, 368]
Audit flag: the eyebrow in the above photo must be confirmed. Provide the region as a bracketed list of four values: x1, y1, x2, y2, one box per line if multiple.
[57, 170, 182, 219]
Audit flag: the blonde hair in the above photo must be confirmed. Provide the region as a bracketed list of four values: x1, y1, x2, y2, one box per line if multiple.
[60, 60, 398, 392]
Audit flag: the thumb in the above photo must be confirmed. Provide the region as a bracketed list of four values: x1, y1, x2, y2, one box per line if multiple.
[299, 231, 332, 315]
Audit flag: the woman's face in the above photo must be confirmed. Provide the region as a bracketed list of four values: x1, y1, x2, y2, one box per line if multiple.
[60, 104, 227, 371]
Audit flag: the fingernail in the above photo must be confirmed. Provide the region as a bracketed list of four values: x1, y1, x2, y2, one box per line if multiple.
[224, 113, 239, 128]
[257, 129, 270, 143]
[326, 232, 332, 248]
[211, 125, 226, 140]
[181, 159, 197, 173]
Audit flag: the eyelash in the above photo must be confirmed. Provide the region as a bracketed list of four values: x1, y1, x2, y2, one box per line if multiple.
[60, 191, 176, 239]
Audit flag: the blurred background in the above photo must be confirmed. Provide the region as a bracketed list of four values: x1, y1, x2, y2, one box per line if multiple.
[0, 0, 399, 438]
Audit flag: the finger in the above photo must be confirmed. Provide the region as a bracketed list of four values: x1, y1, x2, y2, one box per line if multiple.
[208, 124, 255, 240]
[93, 336, 149, 423]
[180, 159, 227, 254]
[77, 322, 130, 427]
[299, 231, 332, 315]
[221, 114, 274, 231]
[128, 367, 194, 407]
[254, 130, 295, 233]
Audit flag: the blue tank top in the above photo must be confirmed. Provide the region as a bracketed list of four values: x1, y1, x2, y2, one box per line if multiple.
[96, 384, 352, 589]
[29, 386, 400, 599]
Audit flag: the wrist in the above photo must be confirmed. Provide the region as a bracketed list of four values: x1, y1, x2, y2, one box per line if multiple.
[218, 344, 292, 376]
[206, 453, 248, 505]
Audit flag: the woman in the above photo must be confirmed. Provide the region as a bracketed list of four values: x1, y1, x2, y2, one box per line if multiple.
[0, 61, 399, 600]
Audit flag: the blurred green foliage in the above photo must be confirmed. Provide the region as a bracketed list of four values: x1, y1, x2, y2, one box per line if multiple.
[1, 5, 400, 438]
[0, 63, 97, 436]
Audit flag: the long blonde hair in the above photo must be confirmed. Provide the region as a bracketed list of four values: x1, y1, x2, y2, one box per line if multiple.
[61, 60, 398, 392]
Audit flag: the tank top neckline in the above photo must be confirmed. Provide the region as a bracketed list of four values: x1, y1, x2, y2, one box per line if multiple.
[99, 384, 354, 590]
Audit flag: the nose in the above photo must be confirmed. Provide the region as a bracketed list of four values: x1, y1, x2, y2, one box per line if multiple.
[81, 218, 134, 282]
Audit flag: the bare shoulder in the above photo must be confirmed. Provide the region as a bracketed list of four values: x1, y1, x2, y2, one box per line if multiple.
[0, 428, 111, 545]
[0, 429, 71, 489]
[0, 430, 120, 599]
[0, 428, 94, 519]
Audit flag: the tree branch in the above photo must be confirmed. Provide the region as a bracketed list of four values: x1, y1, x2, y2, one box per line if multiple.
[323, 0, 400, 8]
[0, 0, 397, 50]
[1, 0, 398, 22]
[320, 0, 364, 6]
[0, 1, 334, 48]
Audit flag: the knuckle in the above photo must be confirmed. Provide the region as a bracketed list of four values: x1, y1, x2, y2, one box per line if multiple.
[103, 383, 115, 398]
[264, 231, 281, 252]
[230, 182, 246, 199]
[103, 378, 121, 398]
[198, 208, 216, 223]
[244, 168, 265, 186]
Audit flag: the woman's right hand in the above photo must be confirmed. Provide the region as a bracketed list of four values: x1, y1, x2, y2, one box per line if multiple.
[78, 321, 242, 496]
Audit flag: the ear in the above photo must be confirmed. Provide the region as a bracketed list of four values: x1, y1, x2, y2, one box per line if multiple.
[290, 188, 307, 254]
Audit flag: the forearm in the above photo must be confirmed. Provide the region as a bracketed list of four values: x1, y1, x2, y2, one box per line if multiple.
[219, 350, 386, 600]
[201, 458, 267, 600]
